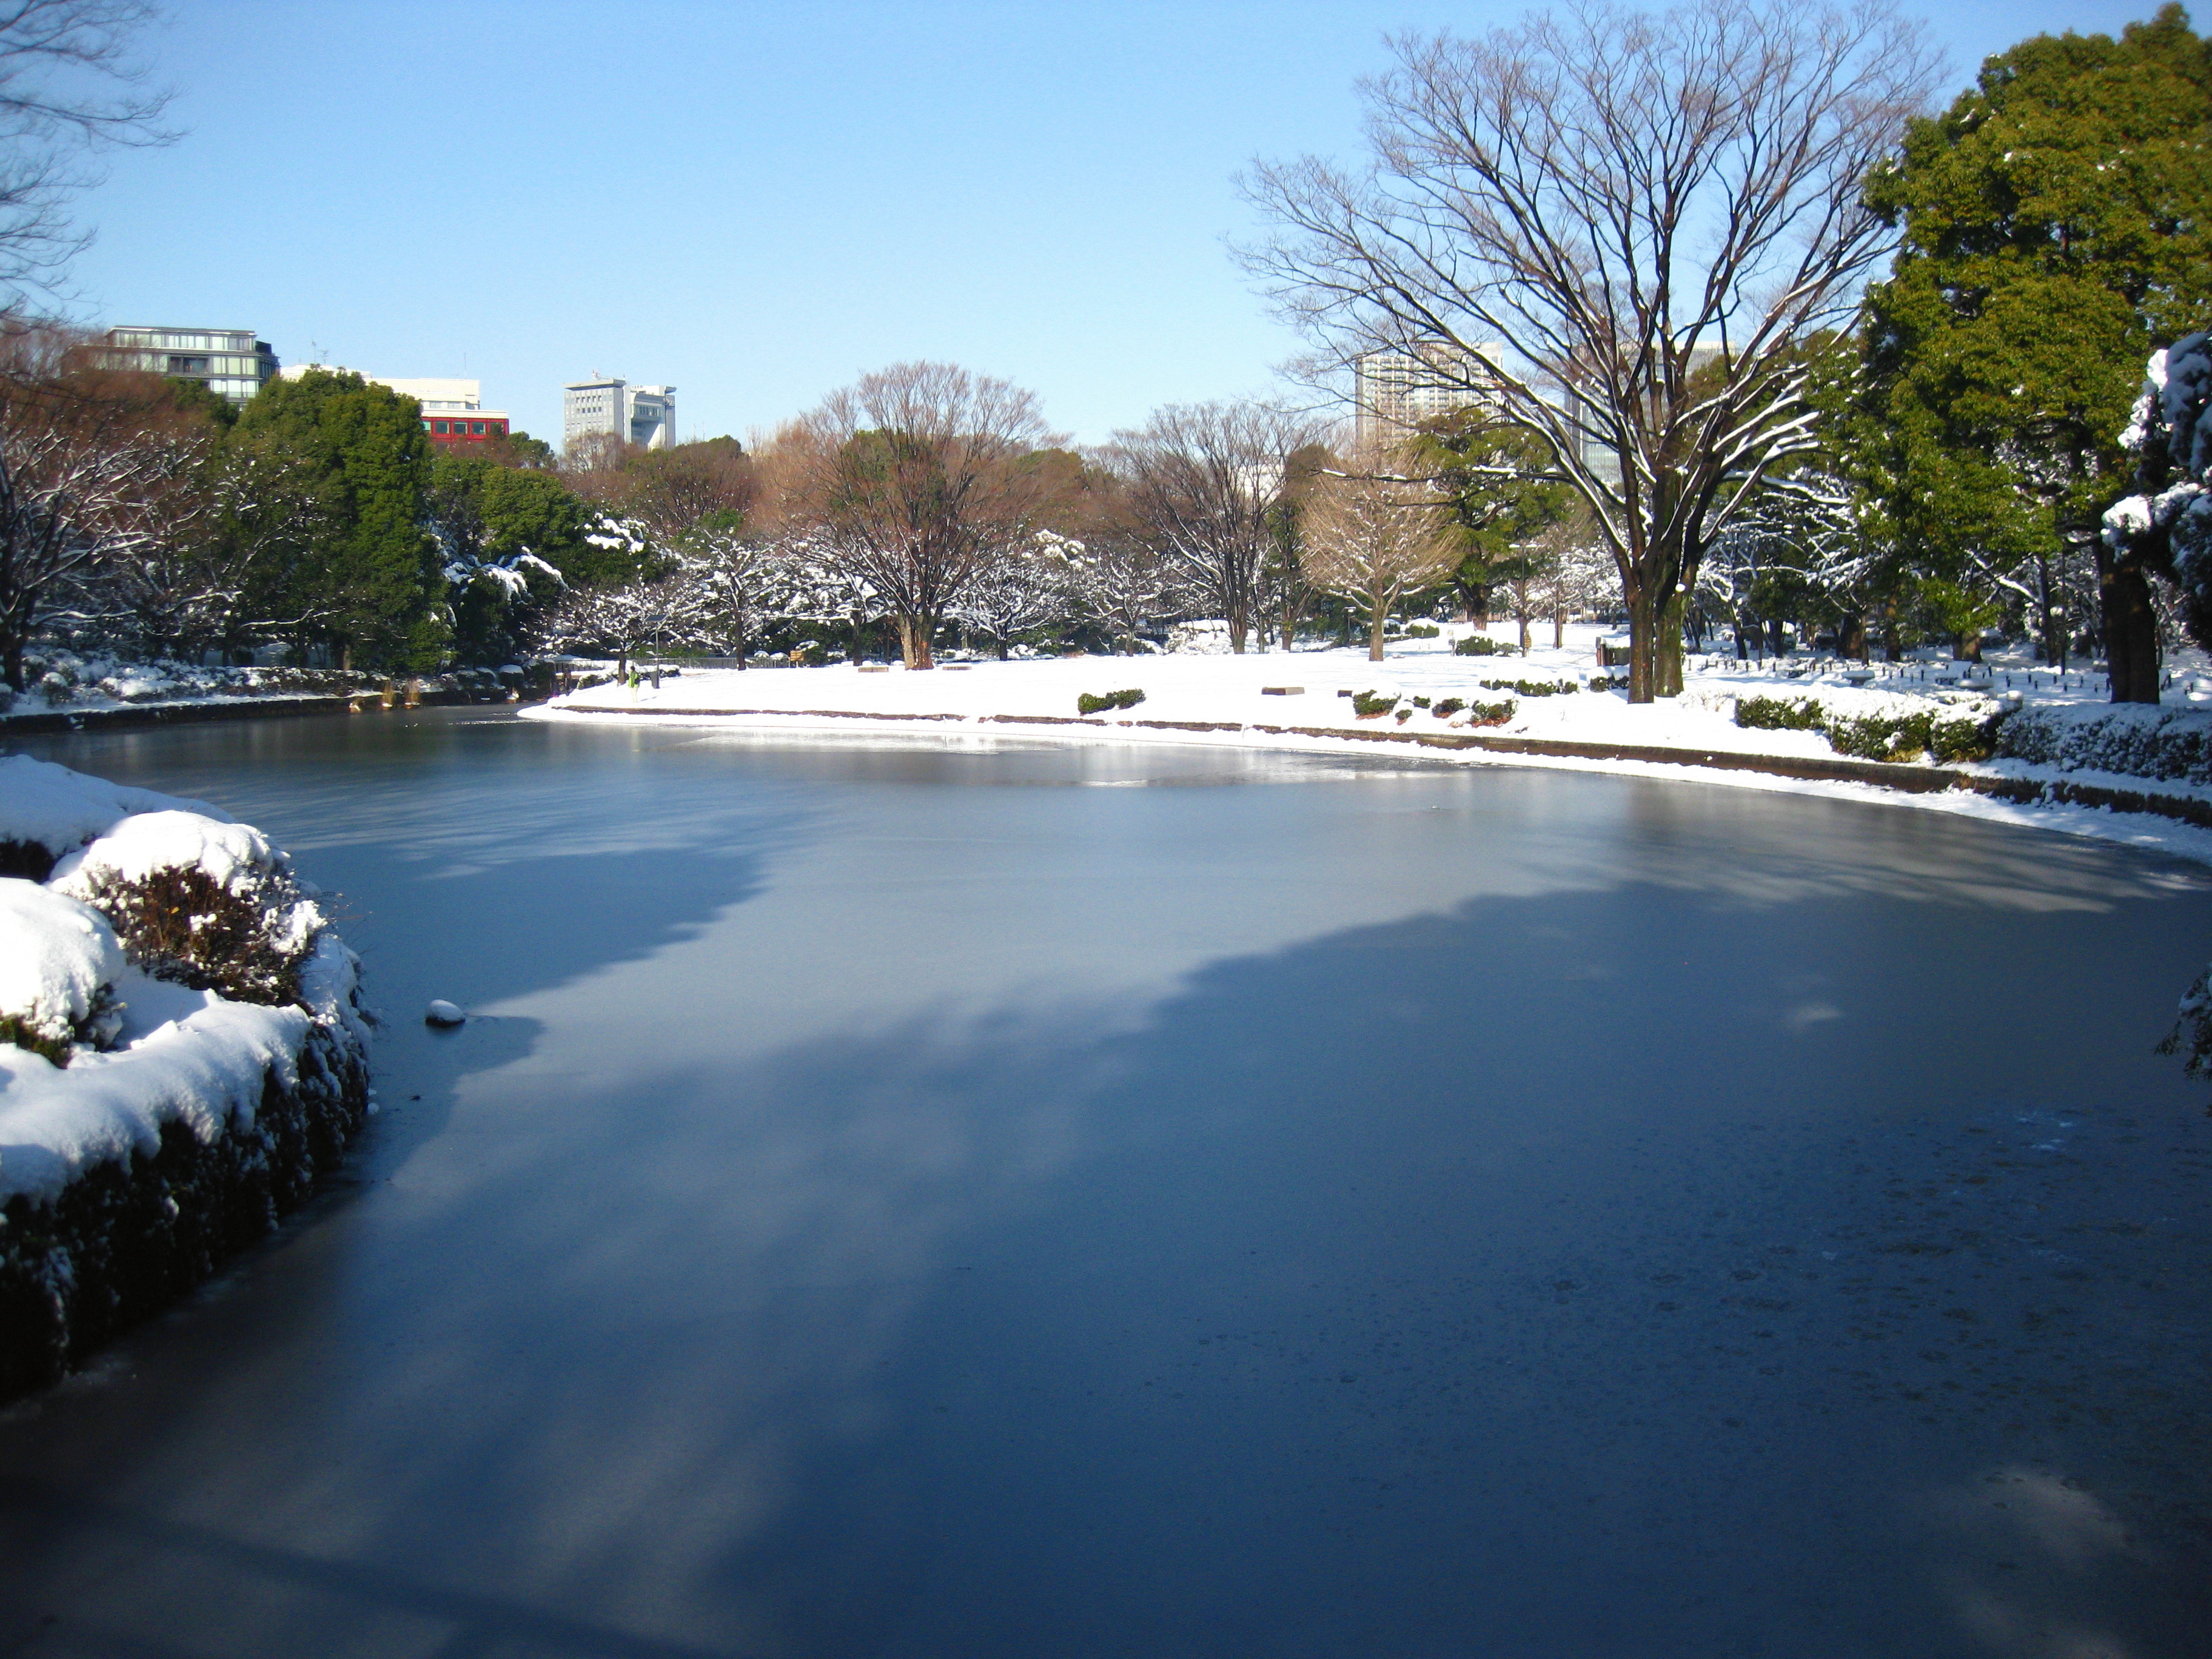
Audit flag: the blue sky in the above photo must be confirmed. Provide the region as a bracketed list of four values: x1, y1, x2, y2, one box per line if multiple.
[64, 0, 2177, 447]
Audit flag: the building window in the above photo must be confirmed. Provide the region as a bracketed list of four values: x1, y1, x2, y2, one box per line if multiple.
[471, 421, 484, 434]
[432, 420, 447, 434]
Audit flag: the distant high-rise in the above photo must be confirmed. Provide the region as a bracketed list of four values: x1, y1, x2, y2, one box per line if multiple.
[96, 326, 278, 406]
[564, 377, 675, 452]
[1353, 343, 1500, 445]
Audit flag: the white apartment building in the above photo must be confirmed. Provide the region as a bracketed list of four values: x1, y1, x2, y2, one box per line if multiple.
[563, 377, 676, 452]
[1353, 342, 1504, 445]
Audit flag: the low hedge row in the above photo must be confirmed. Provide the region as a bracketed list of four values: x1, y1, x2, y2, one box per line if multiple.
[1477, 677, 1578, 697]
[0, 1019, 367, 1399]
[1994, 703, 2212, 785]
[1735, 694, 2003, 764]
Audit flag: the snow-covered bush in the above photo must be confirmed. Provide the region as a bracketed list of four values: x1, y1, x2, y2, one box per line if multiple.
[50, 812, 323, 1007]
[1076, 688, 1145, 715]
[1993, 703, 2212, 786]
[0, 757, 369, 1398]
[2158, 962, 2212, 1098]
[1734, 692, 2003, 764]
[0, 883, 123, 1063]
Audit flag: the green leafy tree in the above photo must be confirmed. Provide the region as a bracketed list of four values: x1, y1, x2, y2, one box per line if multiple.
[232, 369, 442, 669]
[1860, 4, 2212, 700]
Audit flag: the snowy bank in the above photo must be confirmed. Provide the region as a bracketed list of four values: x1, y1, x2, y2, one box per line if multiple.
[0, 757, 369, 1398]
[526, 626, 2212, 866]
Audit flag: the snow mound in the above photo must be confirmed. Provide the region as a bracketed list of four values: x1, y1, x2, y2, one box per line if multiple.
[0, 883, 123, 1054]
[0, 753, 225, 864]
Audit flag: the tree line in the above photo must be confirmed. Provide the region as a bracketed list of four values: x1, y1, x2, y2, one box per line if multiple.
[0, 338, 1623, 691]
[1241, 0, 2212, 703]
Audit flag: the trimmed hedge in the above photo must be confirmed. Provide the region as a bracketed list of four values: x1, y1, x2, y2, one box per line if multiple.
[1736, 694, 2002, 764]
[1350, 689, 1399, 717]
[1995, 704, 2212, 785]
[1453, 636, 1520, 657]
[1477, 677, 1578, 697]
[1077, 688, 1146, 715]
[0, 1019, 367, 1399]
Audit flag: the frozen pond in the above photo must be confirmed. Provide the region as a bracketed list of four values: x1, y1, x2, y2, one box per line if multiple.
[2, 706, 2208, 1657]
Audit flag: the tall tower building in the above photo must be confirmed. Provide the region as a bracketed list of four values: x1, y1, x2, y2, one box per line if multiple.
[563, 377, 677, 452]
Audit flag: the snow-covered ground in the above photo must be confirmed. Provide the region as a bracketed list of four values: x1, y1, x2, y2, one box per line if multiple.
[532, 622, 2212, 866]
[0, 756, 367, 1207]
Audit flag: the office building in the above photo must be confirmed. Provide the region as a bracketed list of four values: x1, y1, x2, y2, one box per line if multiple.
[564, 377, 676, 452]
[97, 326, 278, 406]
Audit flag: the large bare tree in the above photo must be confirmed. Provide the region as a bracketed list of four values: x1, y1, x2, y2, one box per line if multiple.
[1239, 0, 1938, 700]
[0, 1, 172, 300]
[779, 361, 1059, 669]
[1108, 400, 1316, 654]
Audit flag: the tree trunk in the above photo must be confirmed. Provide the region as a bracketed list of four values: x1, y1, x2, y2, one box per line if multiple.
[1838, 613, 1867, 662]
[1657, 590, 1685, 697]
[1952, 629, 1983, 663]
[996, 635, 1010, 661]
[1626, 586, 1656, 703]
[1553, 602, 1565, 651]
[2098, 549, 2161, 703]
[1517, 612, 1531, 652]
[1368, 607, 1386, 662]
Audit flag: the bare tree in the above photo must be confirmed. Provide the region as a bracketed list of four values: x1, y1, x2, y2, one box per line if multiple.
[1239, 0, 1939, 700]
[0, 324, 209, 689]
[0, 1, 172, 301]
[679, 526, 805, 668]
[1109, 400, 1315, 654]
[950, 532, 1074, 660]
[778, 361, 1059, 669]
[1300, 444, 1461, 660]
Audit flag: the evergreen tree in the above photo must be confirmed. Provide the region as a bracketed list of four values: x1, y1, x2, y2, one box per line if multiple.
[428, 450, 599, 665]
[233, 369, 441, 669]
[1860, 4, 2212, 699]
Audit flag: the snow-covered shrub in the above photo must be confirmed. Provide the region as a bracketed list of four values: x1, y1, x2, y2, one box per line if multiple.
[2157, 962, 2212, 1097]
[1476, 677, 1578, 697]
[1453, 635, 1520, 657]
[50, 813, 323, 1007]
[1735, 693, 2002, 764]
[0, 760, 370, 1399]
[1994, 703, 2212, 785]
[1351, 689, 1399, 717]
[1467, 698, 1517, 725]
[1076, 688, 1146, 715]
[0, 884, 124, 1064]
[1734, 694, 1826, 733]
[1433, 697, 1467, 717]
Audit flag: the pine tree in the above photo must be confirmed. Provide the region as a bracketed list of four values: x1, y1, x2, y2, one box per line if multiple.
[1860, 4, 2212, 700]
